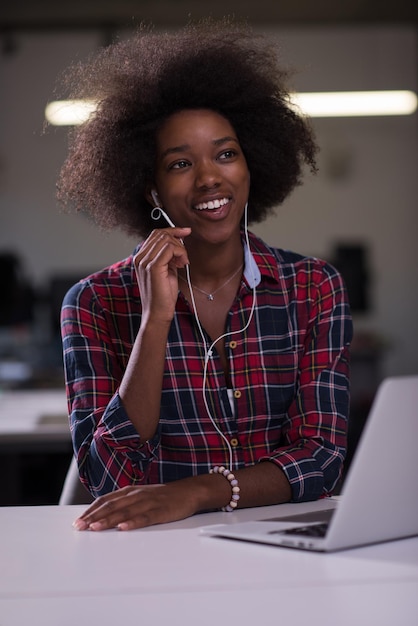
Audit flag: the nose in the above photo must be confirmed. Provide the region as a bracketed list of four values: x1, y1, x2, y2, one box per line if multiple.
[194, 159, 221, 190]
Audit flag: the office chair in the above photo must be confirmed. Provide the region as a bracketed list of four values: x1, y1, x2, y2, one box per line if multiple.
[59, 456, 94, 505]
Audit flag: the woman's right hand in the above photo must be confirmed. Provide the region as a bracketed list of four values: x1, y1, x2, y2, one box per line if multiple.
[133, 227, 191, 323]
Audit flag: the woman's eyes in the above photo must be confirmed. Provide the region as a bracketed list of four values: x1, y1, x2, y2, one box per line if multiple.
[170, 160, 190, 170]
[168, 150, 237, 170]
[218, 150, 237, 160]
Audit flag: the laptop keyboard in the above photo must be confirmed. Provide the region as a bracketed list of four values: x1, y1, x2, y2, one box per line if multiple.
[264, 508, 335, 525]
[280, 523, 329, 538]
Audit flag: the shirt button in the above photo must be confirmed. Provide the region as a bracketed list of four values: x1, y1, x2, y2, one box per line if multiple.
[230, 438, 239, 448]
[229, 340, 237, 349]
[233, 390, 241, 399]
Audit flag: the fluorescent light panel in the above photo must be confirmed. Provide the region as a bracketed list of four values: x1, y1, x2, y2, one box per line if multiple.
[291, 90, 418, 117]
[44, 99, 97, 126]
[45, 90, 418, 125]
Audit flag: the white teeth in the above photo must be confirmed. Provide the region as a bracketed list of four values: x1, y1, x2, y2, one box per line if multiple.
[194, 197, 229, 211]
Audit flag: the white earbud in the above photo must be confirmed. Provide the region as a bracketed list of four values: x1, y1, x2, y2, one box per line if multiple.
[151, 189, 160, 207]
[150, 191, 176, 228]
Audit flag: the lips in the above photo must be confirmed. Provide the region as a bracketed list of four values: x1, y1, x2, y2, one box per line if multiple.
[193, 197, 230, 211]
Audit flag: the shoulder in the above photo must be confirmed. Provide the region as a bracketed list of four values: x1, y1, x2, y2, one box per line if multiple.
[62, 254, 136, 310]
[248, 231, 344, 291]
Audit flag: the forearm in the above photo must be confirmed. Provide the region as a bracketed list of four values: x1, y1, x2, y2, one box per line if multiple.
[74, 461, 292, 531]
[119, 318, 171, 442]
[191, 461, 292, 513]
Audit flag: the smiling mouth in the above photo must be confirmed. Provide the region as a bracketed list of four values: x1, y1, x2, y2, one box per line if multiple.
[193, 197, 229, 211]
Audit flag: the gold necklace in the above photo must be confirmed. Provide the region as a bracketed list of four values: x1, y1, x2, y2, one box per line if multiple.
[179, 264, 243, 301]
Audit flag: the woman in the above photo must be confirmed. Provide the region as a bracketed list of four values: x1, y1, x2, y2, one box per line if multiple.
[56, 20, 352, 530]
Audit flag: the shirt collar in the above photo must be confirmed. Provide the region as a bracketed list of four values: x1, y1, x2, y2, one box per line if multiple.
[243, 236, 261, 287]
[242, 231, 281, 288]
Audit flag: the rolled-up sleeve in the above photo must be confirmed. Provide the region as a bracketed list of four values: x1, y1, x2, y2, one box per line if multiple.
[61, 280, 160, 497]
[260, 262, 352, 501]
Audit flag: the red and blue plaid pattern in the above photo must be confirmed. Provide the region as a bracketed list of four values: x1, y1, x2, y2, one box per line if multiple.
[62, 232, 352, 502]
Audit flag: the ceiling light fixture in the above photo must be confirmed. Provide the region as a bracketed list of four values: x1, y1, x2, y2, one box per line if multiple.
[44, 99, 97, 126]
[290, 90, 417, 118]
[45, 90, 417, 125]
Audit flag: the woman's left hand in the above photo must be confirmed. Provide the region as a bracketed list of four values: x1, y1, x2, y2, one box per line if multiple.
[72, 482, 200, 531]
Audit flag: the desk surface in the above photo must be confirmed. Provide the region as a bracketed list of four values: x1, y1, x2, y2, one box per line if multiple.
[1, 499, 417, 626]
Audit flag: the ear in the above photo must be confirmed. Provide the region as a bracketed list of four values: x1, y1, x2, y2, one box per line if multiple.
[145, 184, 160, 207]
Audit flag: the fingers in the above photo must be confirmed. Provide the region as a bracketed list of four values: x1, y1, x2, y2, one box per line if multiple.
[73, 485, 167, 531]
[134, 228, 191, 321]
[72, 482, 198, 531]
[135, 227, 191, 272]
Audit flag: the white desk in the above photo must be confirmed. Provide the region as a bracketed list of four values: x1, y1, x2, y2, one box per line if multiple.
[0, 499, 417, 626]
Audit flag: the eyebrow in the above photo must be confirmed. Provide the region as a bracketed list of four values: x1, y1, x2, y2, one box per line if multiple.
[213, 135, 239, 147]
[160, 136, 239, 160]
[160, 144, 190, 159]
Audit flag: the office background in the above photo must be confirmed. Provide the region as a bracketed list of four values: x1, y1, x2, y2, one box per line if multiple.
[0, 2, 417, 502]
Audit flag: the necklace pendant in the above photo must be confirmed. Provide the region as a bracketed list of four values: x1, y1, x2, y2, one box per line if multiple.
[207, 294, 214, 301]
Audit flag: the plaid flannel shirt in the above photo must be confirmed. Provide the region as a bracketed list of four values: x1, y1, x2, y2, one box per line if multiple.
[62, 231, 352, 502]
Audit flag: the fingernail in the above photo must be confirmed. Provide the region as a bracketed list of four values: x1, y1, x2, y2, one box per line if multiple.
[73, 519, 88, 531]
[89, 521, 104, 531]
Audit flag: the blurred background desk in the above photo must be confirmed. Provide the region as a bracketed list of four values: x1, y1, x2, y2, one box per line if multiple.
[0, 389, 71, 505]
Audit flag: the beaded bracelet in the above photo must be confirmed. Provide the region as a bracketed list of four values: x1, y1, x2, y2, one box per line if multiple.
[210, 465, 240, 512]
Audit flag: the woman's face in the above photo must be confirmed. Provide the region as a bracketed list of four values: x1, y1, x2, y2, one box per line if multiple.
[150, 109, 250, 245]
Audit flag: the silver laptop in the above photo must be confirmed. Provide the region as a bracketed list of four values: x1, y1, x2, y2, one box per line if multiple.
[201, 376, 418, 552]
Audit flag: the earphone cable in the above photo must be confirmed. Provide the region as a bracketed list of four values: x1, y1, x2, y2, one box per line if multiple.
[151, 201, 257, 471]
[185, 202, 257, 471]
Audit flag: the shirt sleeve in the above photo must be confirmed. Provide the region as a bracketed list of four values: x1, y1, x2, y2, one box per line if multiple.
[61, 280, 160, 497]
[260, 261, 353, 502]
